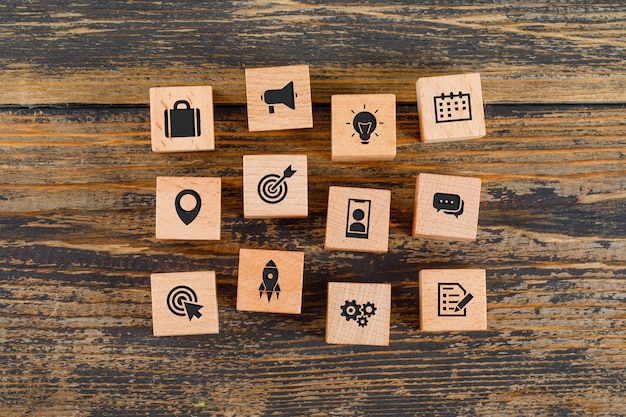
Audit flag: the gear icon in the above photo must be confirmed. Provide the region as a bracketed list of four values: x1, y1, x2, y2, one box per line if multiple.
[362, 301, 377, 317]
[340, 300, 361, 321]
[357, 316, 369, 327]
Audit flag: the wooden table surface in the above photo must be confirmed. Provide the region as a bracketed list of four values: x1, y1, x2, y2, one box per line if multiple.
[1, 2, 625, 416]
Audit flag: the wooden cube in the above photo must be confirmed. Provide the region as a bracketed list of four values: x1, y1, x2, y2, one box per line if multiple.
[245, 65, 313, 132]
[325, 186, 391, 253]
[151, 271, 219, 336]
[419, 269, 487, 331]
[156, 176, 221, 240]
[236, 248, 305, 315]
[243, 154, 308, 219]
[416, 73, 485, 142]
[326, 282, 391, 346]
[412, 173, 481, 242]
[331, 94, 396, 161]
[150, 86, 215, 152]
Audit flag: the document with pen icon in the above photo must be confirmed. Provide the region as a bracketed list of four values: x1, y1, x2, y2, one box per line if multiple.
[438, 283, 473, 317]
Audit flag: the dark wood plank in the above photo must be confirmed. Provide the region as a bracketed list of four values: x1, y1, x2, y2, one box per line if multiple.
[1, 102, 625, 415]
[1, 2, 626, 104]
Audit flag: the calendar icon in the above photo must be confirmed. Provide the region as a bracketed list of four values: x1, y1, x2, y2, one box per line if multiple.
[434, 91, 472, 123]
[416, 73, 485, 142]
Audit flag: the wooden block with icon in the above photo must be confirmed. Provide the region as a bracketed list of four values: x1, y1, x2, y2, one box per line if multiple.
[245, 64, 313, 132]
[243, 154, 308, 219]
[412, 173, 481, 242]
[155, 176, 221, 240]
[326, 282, 391, 346]
[151, 271, 219, 336]
[416, 73, 485, 143]
[149, 85, 215, 152]
[331, 94, 396, 161]
[419, 269, 487, 332]
[324, 186, 391, 253]
[236, 248, 305, 315]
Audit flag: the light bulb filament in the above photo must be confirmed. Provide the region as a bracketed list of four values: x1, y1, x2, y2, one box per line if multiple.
[357, 121, 373, 140]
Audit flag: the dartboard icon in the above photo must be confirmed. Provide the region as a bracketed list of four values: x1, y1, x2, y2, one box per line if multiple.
[257, 165, 297, 204]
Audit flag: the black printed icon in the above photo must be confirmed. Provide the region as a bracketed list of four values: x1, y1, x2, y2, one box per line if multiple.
[259, 260, 280, 302]
[346, 198, 371, 239]
[175, 189, 202, 225]
[167, 285, 203, 321]
[262, 81, 296, 114]
[438, 283, 473, 317]
[257, 165, 297, 204]
[341, 300, 377, 327]
[434, 92, 472, 123]
[433, 192, 464, 218]
[164, 100, 201, 138]
[347, 104, 381, 144]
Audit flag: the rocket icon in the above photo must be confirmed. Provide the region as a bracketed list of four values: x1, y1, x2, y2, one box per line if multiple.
[259, 260, 280, 302]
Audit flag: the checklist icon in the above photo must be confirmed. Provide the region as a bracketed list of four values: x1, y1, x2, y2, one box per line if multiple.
[419, 269, 487, 332]
[438, 283, 473, 317]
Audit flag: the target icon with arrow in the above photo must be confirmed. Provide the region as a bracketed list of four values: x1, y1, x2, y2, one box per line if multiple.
[167, 285, 203, 321]
[257, 165, 297, 204]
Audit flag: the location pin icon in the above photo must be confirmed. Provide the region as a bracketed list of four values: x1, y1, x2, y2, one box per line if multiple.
[175, 189, 201, 225]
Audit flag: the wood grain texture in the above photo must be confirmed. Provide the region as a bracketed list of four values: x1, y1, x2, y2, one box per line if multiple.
[1, 2, 626, 105]
[1, 2, 626, 416]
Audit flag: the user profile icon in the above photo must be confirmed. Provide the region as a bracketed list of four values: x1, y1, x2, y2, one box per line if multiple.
[346, 198, 371, 239]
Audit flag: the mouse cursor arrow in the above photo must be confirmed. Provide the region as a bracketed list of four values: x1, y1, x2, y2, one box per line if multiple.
[183, 301, 203, 321]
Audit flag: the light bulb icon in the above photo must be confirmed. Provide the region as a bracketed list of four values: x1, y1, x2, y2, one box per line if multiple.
[349, 105, 380, 144]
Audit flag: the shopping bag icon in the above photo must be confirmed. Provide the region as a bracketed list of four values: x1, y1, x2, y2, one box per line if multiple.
[164, 100, 201, 138]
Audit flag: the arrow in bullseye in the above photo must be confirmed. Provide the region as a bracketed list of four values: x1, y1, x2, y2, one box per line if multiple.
[268, 165, 297, 193]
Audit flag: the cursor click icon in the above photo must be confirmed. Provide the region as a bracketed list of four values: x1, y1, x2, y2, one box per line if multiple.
[183, 301, 203, 320]
[167, 285, 204, 321]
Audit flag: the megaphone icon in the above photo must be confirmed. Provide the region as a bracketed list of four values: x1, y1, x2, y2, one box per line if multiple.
[262, 81, 296, 114]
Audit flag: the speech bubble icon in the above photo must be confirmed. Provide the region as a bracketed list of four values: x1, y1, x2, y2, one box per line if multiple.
[433, 193, 464, 218]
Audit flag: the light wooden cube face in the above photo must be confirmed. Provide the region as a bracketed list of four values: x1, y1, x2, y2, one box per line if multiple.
[331, 94, 396, 161]
[236, 249, 305, 315]
[151, 271, 219, 336]
[325, 186, 391, 253]
[245, 65, 313, 132]
[416, 73, 485, 142]
[419, 269, 487, 332]
[326, 282, 391, 346]
[156, 177, 221, 240]
[150, 86, 215, 152]
[243, 155, 308, 219]
[413, 173, 481, 242]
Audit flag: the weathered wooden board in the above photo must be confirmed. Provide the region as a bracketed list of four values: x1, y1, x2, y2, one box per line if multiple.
[0, 103, 625, 415]
[1, 1, 625, 415]
[1, 2, 626, 104]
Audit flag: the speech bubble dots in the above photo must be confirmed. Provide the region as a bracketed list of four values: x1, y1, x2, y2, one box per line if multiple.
[433, 193, 464, 218]
[433, 193, 461, 211]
